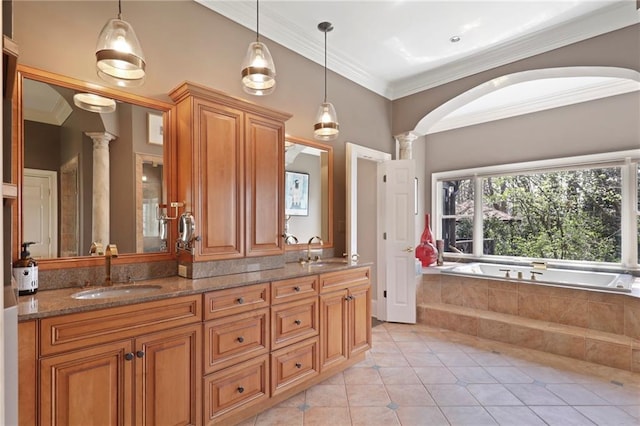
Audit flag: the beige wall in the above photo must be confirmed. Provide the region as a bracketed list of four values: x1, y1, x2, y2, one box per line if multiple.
[13, 1, 394, 255]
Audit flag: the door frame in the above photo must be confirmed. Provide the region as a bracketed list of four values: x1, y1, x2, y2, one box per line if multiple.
[345, 142, 391, 319]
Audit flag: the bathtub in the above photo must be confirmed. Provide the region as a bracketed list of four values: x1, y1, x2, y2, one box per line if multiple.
[442, 262, 634, 293]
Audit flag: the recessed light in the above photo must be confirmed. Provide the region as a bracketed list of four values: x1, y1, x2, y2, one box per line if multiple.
[450, 36, 461, 43]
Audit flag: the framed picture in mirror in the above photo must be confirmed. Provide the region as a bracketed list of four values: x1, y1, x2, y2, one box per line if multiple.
[147, 112, 163, 145]
[285, 171, 309, 216]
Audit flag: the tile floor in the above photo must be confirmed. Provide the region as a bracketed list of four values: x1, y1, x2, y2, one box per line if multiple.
[237, 322, 640, 425]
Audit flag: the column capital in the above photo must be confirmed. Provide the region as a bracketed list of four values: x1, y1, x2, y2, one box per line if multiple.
[394, 131, 420, 160]
[85, 131, 117, 147]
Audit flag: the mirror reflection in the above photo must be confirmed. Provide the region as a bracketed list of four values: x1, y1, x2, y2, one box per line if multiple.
[20, 74, 168, 259]
[284, 136, 333, 247]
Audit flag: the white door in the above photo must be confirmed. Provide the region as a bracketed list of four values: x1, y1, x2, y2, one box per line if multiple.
[23, 169, 58, 258]
[379, 159, 417, 324]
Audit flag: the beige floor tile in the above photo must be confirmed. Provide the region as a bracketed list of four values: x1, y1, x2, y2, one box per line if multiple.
[275, 391, 306, 407]
[581, 382, 640, 405]
[467, 351, 514, 366]
[349, 406, 400, 426]
[437, 352, 479, 367]
[425, 384, 480, 406]
[504, 383, 567, 405]
[529, 406, 599, 426]
[235, 415, 257, 426]
[396, 340, 432, 353]
[448, 366, 497, 384]
[484, 366, 534, 384]
[390, 332, 423, 342]
[575, 405, 639, 425]
[378, 367, 422, 385]
[254, 407, 304, 426]
[352, 351, 377, 368]
[346, 384, 391, 407]
[371, 352, 410, 367]
[426, 341, 466, 354]
[517, 366, 578, 384]
[403, 352, 444, 367]
[305, 385, 348, 407]
[546, 383, 609, 405]
[395, 406, 449, 426]
[619, 405, 640, 419]
[343, 366, 383, 385]
[303, 407, 351, 425]
[466, 383, 523, 406]
[370, 341, 402, 354]
[385, 384, 436, 406]
[484, 406, 546, 426]
[439, 406, 498, 425]
[414, 366, 458, 384]
[319, 371, 345, 385]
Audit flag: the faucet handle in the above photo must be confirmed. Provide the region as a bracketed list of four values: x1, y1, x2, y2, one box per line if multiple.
[106, 244, 118, 257]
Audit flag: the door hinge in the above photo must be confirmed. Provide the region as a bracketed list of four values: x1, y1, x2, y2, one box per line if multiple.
[383, 175, 387, 183]
[383, 232, 387, 240]
[383, 290, 387, 298]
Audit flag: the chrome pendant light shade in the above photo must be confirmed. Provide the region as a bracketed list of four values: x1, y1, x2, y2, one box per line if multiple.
[241, 0, 276, 95]
[95, 0, 146, 87]
[314, 22, 339, 141]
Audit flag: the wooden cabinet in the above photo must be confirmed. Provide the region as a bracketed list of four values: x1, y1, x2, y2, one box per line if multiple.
[170, 83, 291, 262]
[270, 337, 319, 396]
[319, 267, 372, 372]
[34, 296, 202, 426]
[18, 320, 37, 426]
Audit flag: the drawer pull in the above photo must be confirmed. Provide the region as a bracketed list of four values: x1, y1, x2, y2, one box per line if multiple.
[136, 350, 145, 358]
[295, 362, 302, 369]
[294, 319, 302, 325]
[237, 386, 245, 394]
[125, 352, 134, 361]
[345, 295, 353, 301]
[237, 297, 245, 304]
[237, 336, 245, 343]
[294, 286, 301, 292]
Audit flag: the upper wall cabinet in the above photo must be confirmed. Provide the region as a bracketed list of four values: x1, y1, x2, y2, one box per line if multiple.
[170, 82, 291, 261]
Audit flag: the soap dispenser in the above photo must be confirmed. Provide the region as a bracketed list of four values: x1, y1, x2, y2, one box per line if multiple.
[13, 242, 38, 296]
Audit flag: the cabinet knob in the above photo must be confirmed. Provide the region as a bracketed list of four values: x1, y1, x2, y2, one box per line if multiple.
[294, 286, 301, 292]
[136, 351, 145, 358]
[345, 295, 354, 301]
[237, 336, 245, 343]
[125, 352, 134, 361]
[237, 297, 244, 304]
[294, 319, 302, 325]
[295, 362, 302, 369]
[237, 386, 245, 394]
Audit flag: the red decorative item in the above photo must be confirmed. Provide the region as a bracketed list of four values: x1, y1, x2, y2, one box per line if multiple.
[415, 213, 438, 267]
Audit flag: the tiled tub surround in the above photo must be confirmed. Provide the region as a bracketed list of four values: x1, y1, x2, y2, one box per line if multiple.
[417, 272, 640, 372]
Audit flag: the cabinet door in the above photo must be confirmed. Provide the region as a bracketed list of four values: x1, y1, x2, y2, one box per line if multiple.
[19, 320, 37, 426]
[195, 99, 245, 260]
[319, 289, 348, 371]
[348, 283, 372, 357]
[245, 113, 284, 257]
[40, 340, 134, 426]
[135, 324, 202, 426]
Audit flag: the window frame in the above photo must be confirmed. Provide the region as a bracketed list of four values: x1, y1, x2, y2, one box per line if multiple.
[432, 149, 640, 271]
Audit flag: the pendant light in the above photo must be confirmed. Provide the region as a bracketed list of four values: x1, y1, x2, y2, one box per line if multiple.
[314, 22, 339, 141]
[95, 0, 146, 87]
[241, 0, 276, 96]
[73, 93, 116, 113]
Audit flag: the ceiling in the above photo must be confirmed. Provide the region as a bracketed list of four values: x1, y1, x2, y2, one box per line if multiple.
[196, 0, 638, 100]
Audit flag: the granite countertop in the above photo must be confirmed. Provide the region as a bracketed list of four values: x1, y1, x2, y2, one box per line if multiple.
[18, 260, 369, 321]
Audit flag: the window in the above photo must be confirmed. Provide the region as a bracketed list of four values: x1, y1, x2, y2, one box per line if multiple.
[433, 151, 639, 269]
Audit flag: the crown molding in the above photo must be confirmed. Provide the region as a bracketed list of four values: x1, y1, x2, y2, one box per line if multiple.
[196, 1, 637, 101]
[428, 79, 640, 134]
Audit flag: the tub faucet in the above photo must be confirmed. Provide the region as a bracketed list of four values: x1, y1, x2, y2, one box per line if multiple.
[105, 244, 118, 286]
[306, 236, 323, 262]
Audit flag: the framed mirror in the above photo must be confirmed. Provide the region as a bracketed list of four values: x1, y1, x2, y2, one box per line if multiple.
[13, 65, 175, 268]
[284, 136, 333, 249]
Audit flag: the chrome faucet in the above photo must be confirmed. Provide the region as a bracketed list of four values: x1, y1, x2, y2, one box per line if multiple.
[105, 244, 118, 286]
[306, 236, 323, 262]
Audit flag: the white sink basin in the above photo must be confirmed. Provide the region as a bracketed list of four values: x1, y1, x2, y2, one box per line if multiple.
[71, 285, 162, 300]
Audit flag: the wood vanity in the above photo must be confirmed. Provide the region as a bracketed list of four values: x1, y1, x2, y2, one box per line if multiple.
[18, 265, 371, 425]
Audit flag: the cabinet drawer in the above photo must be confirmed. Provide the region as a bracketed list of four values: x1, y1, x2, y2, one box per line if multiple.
[271, 337, 319, 397]
[203, 354, 269, 423]
[204, 283, 269, 320]
[271, 297, 318, 350]
[40, 295, 202, 356]
[271, 275, 318, 304]
[319, 267, 370, 294]
[204, 308, 269, 374]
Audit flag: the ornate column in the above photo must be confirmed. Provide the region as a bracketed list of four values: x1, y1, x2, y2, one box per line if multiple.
[85, 132, 116, 247]
[394, 131, 420, 160]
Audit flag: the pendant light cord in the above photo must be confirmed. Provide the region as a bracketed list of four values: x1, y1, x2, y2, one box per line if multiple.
[324, 29, 327, 103]
[117, 0, 122, 20]
[256, 0, 260, 42]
